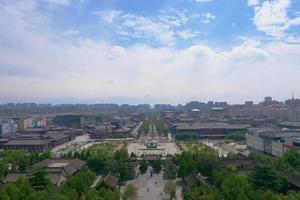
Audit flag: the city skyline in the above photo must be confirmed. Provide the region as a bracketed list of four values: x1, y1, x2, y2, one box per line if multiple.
[0, 95, 297, 106]
[1, 0, 300, 104]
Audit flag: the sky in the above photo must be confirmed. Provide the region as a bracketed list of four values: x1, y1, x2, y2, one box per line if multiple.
[0, 0, 300, 105]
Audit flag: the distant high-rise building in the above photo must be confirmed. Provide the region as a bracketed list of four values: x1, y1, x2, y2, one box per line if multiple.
[265, 96, 272, 102]
[245, 101, 254, 105]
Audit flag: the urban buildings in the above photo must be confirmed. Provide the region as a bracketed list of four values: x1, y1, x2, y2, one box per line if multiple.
[3, 159, 86, 186]
[246, 127, 300, 157]
[0, 120, 17, 135]
[0, 128, 79, 153]
[172, 122, 250, 139]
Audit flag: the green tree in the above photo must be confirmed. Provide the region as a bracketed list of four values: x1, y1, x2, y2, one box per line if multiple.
[176, 152, 196, 178]
[66, 176, 87, 196]
[194, 147, 220, 178]
[40, 150, 51, 160]
[122, 184, 138, 200]
[139, 160, 148, 174]
[30, 167, 49, 190]
[15, 177, 35, 199]
[105, 159, 119, 175]
[164, 181, 176, 200]
[85, 190, 103, 200]
[175, 132, 198, 141]
[249, 165, 288, 193]
[3, 183, 23, 200]
[227, 131, 246, 141]
[1, 150, 30, 172]
[0, 160, 8, 179]
[279, 148, 300, 172]
[177, 159, 189, 178]
[76, 166, 96, 186]
[152, 160, 162, 173]
[221, 174, 251, 200]
[115, 150, 129, 163]
[98, 187, 120, 200]
[59, 185, 79, 200]
[25, 191, 69, 200]
[119, 164, 129, 182]
[87, 152, 111, 174]
[1, 177, 34, 200]
[0, 193, 10, 200]
[30, 152, 40, 165]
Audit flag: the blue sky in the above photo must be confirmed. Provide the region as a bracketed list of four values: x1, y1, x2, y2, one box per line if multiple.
[0, 0, 300, 104]
[44, 0, 258, 47]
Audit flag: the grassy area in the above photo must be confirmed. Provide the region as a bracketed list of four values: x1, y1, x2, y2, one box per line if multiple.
[154, 118, 169, 135]
[138, 119, 150, 134]
[137, 113, 169, 136]
[88, 141, 123, 155]
[177, 141, 205, 152]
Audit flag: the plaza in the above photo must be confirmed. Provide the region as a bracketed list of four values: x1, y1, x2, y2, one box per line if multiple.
[127, 141, 180, 158]
[120, 167, 182, 200]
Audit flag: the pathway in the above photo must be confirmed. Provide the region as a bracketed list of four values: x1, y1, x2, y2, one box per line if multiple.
[120, 167, 182, 200]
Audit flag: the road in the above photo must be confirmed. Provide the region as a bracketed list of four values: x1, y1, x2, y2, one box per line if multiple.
[51, 134, 91, 157]
[120, 167, 182, 200]
[131, 121, 143, 137]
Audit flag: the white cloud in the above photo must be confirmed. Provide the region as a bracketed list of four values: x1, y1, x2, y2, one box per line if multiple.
[63, 30, 80, 36]
[43, 0, 71, 6]
[177, 30, 199, 40]
[42, 0, 87, 6]
[248, 0, 260, 6]
[1, 1, 300, 103]
[91, 9, 202, 45]
[120, 14, 175, 44]
[250, 0, 300, 37]
[202, 12, 216, 23]
[92, 9, 123, 24]
[159, 10, 190, 27]
[285, 35, 300, 43]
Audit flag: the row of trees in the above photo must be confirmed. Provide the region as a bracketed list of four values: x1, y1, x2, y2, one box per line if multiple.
[0, 150, 51, 179]
[176, 131, 247, 141]
[154, 118, 169, 135]
[139, 159, 163, 174]
[0, 144, 130, 200]
[0, 166, 100, 200]
[227, 131, 246, 141]
[64, 147, 131, 183]
[175, 132, 198, 141]
[176, 146, 219, 178]
[138, 113, 169, 136]
[184, 166, 300, 200]
[138, 119, 150, 135]
[177, 146, 300, 200]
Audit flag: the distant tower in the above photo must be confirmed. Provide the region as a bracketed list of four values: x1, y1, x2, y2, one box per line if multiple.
[291, 90, 298, 121]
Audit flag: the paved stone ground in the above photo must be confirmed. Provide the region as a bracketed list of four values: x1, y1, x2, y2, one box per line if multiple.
[127, 142, 179, 157]
[120, 167, 182, 200]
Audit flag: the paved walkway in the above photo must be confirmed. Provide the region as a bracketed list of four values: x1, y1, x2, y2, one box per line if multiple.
[90, 175, 102, 189]
[120, 167, 182, 200]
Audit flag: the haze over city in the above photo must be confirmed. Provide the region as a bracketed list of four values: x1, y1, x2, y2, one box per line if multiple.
[1, 0, 300, 104]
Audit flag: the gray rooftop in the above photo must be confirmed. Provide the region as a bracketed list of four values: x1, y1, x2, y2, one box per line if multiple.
[175, 122, 250, 130]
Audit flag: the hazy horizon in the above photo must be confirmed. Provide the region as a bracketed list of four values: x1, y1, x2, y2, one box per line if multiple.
[0, 95, 295, 105]
[1, 0, 300, 104]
